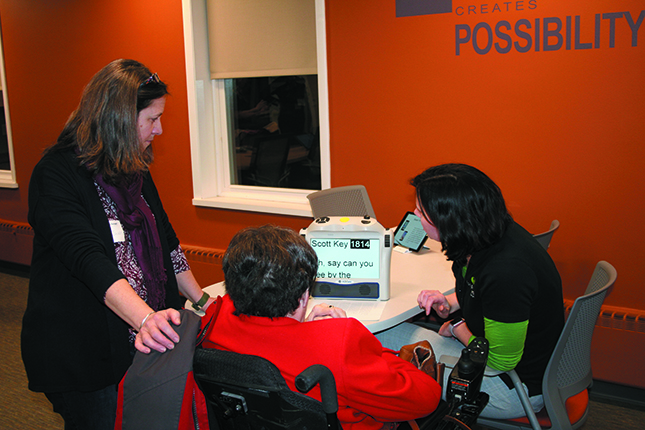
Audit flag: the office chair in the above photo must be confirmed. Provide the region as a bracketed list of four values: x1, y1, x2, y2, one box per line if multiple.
[248, 134, 291, 187]
[468, 260, 617, 430]
[533, 220, 560, 251]
[307, 185, 376, 219]
[193, 348, 342, 430]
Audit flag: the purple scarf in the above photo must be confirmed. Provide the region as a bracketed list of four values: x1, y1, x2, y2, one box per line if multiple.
[95, 173, 167, 310]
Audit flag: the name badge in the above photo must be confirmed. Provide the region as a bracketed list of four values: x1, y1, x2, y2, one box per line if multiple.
[109, 220, 126, 243]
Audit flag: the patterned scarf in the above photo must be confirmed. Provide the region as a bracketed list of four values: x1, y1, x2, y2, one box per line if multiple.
[95, 172, 167, 310]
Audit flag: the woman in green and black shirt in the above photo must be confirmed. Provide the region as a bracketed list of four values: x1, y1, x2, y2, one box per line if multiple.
[376, 163, 564, 420]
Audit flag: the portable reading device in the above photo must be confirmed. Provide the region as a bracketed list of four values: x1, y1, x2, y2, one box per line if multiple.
[393, 211, 428, 252]
[300, 216, 392, 300]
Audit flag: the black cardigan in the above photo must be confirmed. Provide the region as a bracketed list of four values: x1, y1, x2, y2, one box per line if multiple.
[22, 148, 182, 393]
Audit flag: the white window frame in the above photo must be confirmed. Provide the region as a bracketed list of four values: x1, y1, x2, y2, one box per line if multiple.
[181, 0, 330, 217]
[0, 27, 17, 189]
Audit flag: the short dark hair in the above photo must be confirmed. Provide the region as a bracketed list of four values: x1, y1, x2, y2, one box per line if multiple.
[223, 225, 318, 318]
[411, 164, 513, 264]
[51, 59, 168, 182]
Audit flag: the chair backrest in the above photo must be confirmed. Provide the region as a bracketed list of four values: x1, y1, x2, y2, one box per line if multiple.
[533, 220, 560, 250]
[250, 134, 291, 187]
[583, 260, 616, 297]
[193, 348, 341, 430]
[542, 261, 617, 430]
[307, 185, 376, 219]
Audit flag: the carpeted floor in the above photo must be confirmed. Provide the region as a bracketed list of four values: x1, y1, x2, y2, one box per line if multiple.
[1, 264, 643, 429]
[0, 268, 64, 429]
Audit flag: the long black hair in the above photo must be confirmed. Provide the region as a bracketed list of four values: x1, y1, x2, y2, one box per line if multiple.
[411, 164, 513, 264]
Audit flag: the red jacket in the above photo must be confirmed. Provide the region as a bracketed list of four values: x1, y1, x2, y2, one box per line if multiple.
[201, 295, 441, 430]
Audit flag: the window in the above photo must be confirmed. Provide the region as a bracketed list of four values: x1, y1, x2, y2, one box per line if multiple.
[0, 25, 17, 189]
[227, 75, 321, 190]
[181, 0, 330, 216]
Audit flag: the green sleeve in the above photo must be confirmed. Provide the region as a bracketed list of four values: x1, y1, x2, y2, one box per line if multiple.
[484, 317, 528, 371]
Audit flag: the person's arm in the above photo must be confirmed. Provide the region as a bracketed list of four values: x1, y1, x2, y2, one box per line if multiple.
[104, 279, 181, 354]
[438, 317, 475, 345]
[483, 317, 528, 371]
[33, 157, 186, 354]
[337, 320, 442, 422]
[29, 154, 126, 300]
[176, 269, 215, 311]
[444, 292, 460, 312]
[305, 303, 347, 321]
[477, 258, 535, 371]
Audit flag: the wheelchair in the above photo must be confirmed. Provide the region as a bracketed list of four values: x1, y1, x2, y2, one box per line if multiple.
[193, 338, 489, 430]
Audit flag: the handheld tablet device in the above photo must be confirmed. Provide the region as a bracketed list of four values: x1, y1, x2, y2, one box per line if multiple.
[300, 216, 392, 300]
[393, 211, 428, 252]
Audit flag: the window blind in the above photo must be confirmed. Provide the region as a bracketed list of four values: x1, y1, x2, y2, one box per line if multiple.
[207, 0, 317, 79]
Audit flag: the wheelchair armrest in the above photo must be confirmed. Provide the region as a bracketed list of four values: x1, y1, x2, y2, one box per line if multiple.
[439, 355, 504, 377]
[295, 364, 338, 415]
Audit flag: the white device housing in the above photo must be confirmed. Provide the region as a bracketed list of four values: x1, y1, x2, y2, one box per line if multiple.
[300, 216, 392, 300]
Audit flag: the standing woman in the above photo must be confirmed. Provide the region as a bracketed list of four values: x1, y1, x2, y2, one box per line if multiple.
[22, 59, 213, 429]
[376, 163, 564, 420]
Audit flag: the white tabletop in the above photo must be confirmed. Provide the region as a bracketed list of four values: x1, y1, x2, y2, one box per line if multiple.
[363, 240, 454, 332]
[192, 239, 455, 333]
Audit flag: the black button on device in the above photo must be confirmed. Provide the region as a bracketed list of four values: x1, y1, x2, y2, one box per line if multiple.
[315, 217, 330, 224]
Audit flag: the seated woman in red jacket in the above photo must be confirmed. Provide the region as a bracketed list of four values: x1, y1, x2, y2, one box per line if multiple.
[201, 225, 442, 430]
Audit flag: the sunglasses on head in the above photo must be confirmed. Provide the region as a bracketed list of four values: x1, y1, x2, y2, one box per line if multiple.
[141, 73, 160, 86]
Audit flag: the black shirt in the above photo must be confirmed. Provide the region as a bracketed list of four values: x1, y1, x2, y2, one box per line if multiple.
[452, 222, 564, 396]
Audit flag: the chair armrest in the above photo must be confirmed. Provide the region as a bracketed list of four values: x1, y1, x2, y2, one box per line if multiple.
[506, 370, 541, 430]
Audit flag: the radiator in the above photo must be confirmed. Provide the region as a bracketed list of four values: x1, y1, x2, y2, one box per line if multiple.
[0, 219, 34, 266]
[182, 245, 226, 285]
[564, 299, 645, 334]
[183, 245, 225, 265]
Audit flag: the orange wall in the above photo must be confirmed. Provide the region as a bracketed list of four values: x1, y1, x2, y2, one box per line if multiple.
[325, 0, 645, 309]
[0, 0, 643, 334]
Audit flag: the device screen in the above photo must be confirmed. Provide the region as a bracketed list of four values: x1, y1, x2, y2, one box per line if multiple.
[393, 211, 428, 252]
[311, 238, 380, 280]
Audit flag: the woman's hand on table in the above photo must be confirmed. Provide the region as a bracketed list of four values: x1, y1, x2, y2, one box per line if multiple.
[306, 303, 347, 321]
[417, 290, 451, 318]
[135, 308, 182, 354]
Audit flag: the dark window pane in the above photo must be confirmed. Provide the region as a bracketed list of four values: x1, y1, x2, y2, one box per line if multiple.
[0, 91, 10, 170]
[227, 76, 320, 190]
